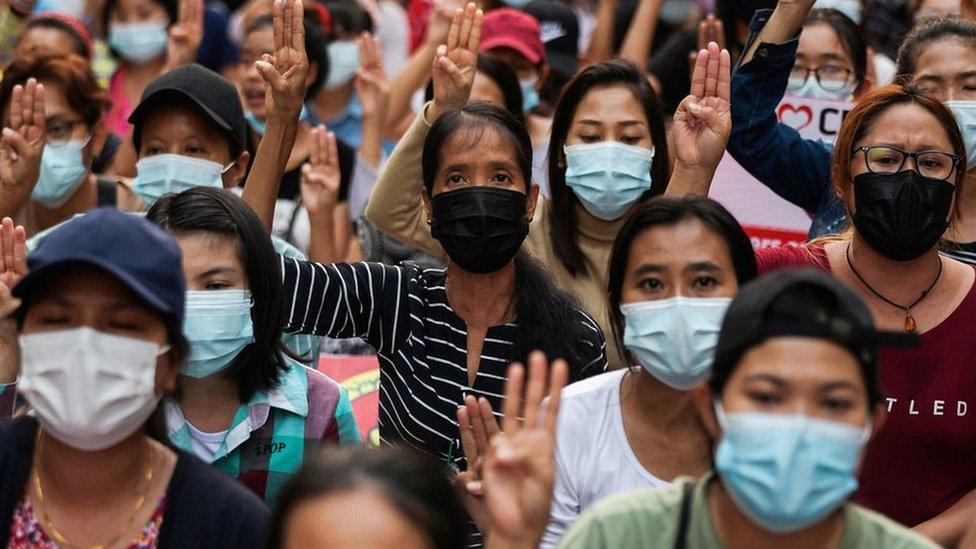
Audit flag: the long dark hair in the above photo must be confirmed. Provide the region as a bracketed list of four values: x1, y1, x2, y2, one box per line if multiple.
[147, 187, 288, 401]
[422, 103, 603, 380]
[607, 196, 758, 362]
[269, 447, 468, 549]
[806, 8, 869, 83]
[547, 59, 670, 277]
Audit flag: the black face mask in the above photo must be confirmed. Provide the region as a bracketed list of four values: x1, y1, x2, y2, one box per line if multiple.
[851, 170, 954, 262]
[430, 186, 529, 274]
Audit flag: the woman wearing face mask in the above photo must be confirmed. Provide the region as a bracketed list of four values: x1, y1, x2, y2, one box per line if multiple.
[285, 97, 606, 459]
[310, 0, 373, 149]
[102, 0, 203, 142]
[238, 11, 360, 261]
[0, 55, 115, 234]
[556, 270, 936, 549]
[366, 4, 669, 368]
[728, 1, 873, 240]
[0, 209, 269, 547]
[146, 187, 360, 506]
[529, 196, 756, 546]
[272, 6, 606, 467]
[895, 17, 976, 260]
[673, 46, 976, 546]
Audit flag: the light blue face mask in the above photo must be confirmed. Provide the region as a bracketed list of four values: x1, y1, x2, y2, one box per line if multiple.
[813, 0, 863, 23]
[521, 78, 540, 113]
[182, 290, 255, 379]
[787, 74, 855, 102]
[563, 141, 654, 220]
[245, 105, 312, 135]
[34, 138, 89, 208]
[325, 40, 360, 91]
[621, 296, 731, 390]
[108, 21, 169, 63]
[947, 100, 976, 171]
[660, 0, 696, 24]
[134, 154, 231, 207]
[714, 403, 870, 533]
[33, 0, 85, 17]
[502, 0, 531, 7]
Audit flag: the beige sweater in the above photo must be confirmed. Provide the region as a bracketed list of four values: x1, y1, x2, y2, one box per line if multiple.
[365, 105, 628, 368]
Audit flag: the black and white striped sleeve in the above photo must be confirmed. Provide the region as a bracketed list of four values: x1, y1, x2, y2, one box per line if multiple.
[279, 257, 407, 348]
[575, 310, 609, 380]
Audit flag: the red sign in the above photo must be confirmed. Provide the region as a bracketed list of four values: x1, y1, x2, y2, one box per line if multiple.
[318, 355, 380, 445]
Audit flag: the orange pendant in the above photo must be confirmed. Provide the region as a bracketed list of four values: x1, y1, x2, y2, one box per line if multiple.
[905, 312, 917, 332]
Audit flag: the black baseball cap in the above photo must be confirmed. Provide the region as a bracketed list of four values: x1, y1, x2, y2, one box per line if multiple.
[525, 0, 579, 78]
[14, 209, 186, 325]
[713, 269, 919, 372]
[128, 64, 248, 156]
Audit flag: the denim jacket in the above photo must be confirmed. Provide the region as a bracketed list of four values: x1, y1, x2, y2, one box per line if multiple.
[729, 9, 847, 239]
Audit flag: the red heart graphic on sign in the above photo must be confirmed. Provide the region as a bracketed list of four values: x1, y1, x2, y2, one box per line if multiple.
[777, 103, 814, 131]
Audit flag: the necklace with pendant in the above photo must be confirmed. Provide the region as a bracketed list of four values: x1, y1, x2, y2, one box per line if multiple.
[845, 243, 942, 332]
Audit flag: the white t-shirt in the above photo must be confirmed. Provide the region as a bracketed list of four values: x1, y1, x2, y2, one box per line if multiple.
[542, 369, 670, 548]
[185, 421, 229, 463]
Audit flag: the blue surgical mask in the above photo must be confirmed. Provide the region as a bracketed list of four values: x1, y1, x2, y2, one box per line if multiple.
[34, 138, 89, 207]
[621, 296, 730, 390]
[182, 290, 255, 379]
[108, 21, 169, 63]
[787, 74, 855, 102]
[813, 0, 862, 23]
[660, 0, 696, 24]
[245, 105, 312, 135]
[33, 0, 85, 17]
[325, 40, 360, 91]
[502, 0, 531, 7]
[520, 78, 540, 113]
[134, 154, 231, 207]
[563, 141, 654, 220]
[714, 403, 870, 533]
[947, 100, 976, 171]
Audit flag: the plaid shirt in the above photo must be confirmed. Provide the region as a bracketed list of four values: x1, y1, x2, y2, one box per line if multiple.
[166, 359, 361, 506]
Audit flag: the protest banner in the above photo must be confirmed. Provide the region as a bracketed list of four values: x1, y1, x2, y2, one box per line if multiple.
[319, 355, 380, 445]
[708, 95, 852, 248]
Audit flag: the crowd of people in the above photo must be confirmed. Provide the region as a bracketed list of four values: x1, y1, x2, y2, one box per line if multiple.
[0, 0, 974, 546]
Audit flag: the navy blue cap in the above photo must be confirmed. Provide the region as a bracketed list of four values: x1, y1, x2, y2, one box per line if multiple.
[13, 209, 186, 324]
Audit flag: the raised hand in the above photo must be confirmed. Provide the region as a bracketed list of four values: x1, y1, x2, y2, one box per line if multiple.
[688, 14, 725, 81]
[424, 0, 465, 48]
[0, 79, 45, 193]
[166, 0, 204, 69]
[0, 218, 24, 385]
[356, 32, 390, 122]
[431, 2, 483, 119]
[456, 394, 502, 533]
[673, 41, 732, 174]
[482, 352, 568, 547]
[300, 125, 341, 216]
[255, 0, 309, 121]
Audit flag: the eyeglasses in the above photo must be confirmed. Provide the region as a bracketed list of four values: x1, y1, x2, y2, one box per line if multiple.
[788, 65, 854, 92]
[856, 145, 961, 182]
[45, 118, 89, 146]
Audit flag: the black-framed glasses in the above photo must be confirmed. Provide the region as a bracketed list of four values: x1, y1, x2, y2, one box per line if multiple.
[788, 65, 855, 92]
[45, 118, 89, 146]
[856, 145, 961, 182]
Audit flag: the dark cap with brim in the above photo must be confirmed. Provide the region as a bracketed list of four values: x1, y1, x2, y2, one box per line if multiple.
[128, 64, 247, 155]
[714, 269, 919, 370]
[13, 209, 185, 325]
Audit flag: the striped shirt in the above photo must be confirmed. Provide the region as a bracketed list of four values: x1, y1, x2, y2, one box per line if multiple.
[280, 259, 608, 467]
[165, 359, 361, 506]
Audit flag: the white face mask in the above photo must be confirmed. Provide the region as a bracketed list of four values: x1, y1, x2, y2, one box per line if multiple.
[134, 154, 230, 208]
[325, 40, 361, 91]
[813, 0, 863, 23]
[787, 74, 855, 102]
[19, 327, 167, 452]
[946, 100, 976, 171]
